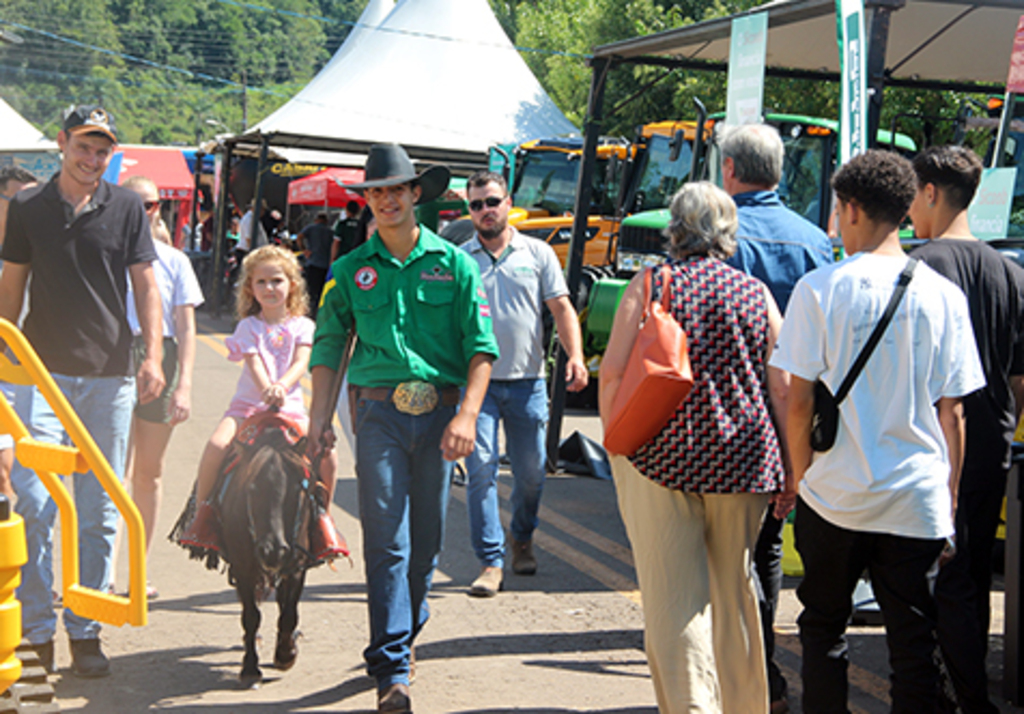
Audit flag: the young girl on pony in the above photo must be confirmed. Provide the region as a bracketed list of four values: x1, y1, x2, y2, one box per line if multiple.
[179, 245, 347, 561]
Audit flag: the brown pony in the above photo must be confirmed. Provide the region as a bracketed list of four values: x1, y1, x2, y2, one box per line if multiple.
[175, 413, 318, 687]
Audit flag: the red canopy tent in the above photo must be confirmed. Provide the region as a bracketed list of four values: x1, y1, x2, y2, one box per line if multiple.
[111, 146, 196, 247]
[287, 167, 366, 207]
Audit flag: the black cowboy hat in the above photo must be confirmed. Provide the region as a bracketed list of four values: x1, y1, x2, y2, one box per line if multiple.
[347, 143, 450, 205]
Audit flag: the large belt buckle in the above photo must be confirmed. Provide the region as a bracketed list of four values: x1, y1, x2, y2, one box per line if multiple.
[392, 381, 438, 416]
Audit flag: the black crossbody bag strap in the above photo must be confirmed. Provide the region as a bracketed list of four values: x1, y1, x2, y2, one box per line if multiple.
[833, 258, 918, 404]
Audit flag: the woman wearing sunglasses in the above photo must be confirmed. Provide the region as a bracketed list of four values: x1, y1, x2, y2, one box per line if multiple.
[116, 175, 204, 599]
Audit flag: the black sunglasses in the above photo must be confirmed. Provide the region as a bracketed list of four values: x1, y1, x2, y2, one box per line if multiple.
[468, 196, 504, 212]
[144, 201, 160, 210]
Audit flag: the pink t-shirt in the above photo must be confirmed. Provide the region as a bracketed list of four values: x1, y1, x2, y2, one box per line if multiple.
[224, 315, 315, 427]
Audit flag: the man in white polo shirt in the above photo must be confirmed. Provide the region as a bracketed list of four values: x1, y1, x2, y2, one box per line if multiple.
[461, 170, 588, 597]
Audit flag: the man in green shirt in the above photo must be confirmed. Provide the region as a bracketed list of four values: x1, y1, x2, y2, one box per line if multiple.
[309, 144, 497, 714]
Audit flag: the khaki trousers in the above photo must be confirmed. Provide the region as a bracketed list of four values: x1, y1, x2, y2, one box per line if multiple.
[612, 455, 769, 714]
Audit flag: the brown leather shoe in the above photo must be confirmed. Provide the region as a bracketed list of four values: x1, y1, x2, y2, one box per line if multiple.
[378, 683, 411, 713]
[770, 697, 790, 714]
[469, 566, 503, 597]
[511, 537, 537, 575]
[311, 510, 350, 561]
[178, 501, 221, 551]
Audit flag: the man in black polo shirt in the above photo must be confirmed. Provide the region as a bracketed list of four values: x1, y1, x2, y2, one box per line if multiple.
[0, 105, 164, 679]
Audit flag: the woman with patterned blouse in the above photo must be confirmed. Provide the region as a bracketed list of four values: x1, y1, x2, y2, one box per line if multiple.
[600, 181, 789, 714]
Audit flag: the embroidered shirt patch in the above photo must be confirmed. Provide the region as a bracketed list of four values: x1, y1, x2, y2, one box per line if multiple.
[420, 265, 454, 282]
[355, 266, 378, 290]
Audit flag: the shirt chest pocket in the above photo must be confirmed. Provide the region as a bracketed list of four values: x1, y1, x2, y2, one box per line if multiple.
[415, 282, 456, 307]
[352, 290, 393, 343]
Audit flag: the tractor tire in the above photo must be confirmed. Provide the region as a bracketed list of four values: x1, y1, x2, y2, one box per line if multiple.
[0, 643, 59, 714]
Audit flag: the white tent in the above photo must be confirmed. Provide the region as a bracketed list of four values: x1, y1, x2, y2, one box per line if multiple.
[311, 0, 395, 82]
[0, 97, 56, 151]
[258, 0, 394, 168]
[246, 0, 577, 165]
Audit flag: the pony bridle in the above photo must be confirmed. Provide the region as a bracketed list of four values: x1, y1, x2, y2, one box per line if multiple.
[245, 456, 317, 577]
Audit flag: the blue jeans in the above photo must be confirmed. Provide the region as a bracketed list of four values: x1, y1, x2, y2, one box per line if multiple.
[0, 380, 28, 450]
[353, 397, 454, 692]
[465, 378, 547, 568]
[13, 374, 135, 644]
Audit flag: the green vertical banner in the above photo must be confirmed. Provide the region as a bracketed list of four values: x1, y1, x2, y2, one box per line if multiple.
[726, 12, 768, 126]
[836, 0, 868, 165]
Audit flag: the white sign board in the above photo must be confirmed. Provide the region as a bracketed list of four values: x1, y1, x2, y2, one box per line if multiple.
[725, 12, 767, 126]
[968, 167, 1018, 240]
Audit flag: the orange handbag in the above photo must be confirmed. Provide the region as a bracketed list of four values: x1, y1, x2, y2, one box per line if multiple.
[603, 265, 693, 457]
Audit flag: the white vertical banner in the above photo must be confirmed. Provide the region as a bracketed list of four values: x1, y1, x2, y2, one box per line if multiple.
[726, 12, 768, 126]
[836, 0, 868, 165]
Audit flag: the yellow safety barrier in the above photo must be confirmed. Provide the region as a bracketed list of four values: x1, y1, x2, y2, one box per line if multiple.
[0, 499, 26, 695]
[0, 319, 146, 628]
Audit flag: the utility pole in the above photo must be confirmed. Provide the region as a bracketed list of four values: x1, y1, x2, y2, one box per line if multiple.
[241, 70, 248, 132]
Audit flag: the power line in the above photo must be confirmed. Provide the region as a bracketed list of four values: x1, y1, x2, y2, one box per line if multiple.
[0, 19, 293, 98]
[210, 0, 589, 59]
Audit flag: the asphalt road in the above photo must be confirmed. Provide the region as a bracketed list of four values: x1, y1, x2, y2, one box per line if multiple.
[27, 310, 1024, 713]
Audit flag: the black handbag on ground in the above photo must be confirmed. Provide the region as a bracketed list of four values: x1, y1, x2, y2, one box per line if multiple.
[810, 258, 918, 452]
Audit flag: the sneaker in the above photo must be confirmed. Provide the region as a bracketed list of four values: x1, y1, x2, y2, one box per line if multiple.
[178, 501, 222, 552]
[378, 683, 411, 713]
[29, 640, 55, 675]
[469, 566, 503, 597]
[69, 638, 110, 678]
[511, 538, 537, 575]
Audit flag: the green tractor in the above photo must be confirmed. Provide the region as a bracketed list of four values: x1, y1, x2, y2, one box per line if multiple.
[582, 113, 918, 367]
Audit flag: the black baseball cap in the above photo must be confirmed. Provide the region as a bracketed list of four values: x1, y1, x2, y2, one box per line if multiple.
[62, 104, 118, 143]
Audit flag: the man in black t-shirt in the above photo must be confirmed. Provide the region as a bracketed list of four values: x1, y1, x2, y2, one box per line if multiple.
[299, 211, 333, 318]
[0, 105, 164, 680]
[909, 145, 1024, 714]
[331, 199, 362, 263]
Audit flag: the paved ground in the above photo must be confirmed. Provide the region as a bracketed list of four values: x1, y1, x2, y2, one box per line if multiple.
[21, 310, 1024, 712]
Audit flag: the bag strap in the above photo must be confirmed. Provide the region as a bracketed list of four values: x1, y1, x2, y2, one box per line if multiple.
[659, 264, 673, 312]
[640, 264, 676, 326]
[833, 258, 918, 404]
[639, 267, 654, 323]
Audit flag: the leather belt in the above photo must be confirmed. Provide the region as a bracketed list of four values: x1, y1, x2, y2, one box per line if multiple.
[350, 382, 459, 416]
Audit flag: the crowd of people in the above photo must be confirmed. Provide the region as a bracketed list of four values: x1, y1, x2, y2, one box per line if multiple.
[1, 102, 1021, 714]
[601, 126, 1024, 714]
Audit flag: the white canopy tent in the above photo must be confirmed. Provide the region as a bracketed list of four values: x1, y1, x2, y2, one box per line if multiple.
[0, 96, 56, 151]
[243, 0, 578, 167]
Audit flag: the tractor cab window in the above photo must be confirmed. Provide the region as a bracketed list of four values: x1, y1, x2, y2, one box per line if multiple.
[777, 133, 829, 229]
[1003, 132, 1024, 238]
[631, 133, 693, 213]
[512, 151, 613, 216]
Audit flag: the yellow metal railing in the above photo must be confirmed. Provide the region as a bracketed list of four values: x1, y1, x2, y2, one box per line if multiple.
[0, 318, 146, 631]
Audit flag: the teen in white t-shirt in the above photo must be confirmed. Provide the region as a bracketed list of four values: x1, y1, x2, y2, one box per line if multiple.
[774, 251, 984, 538]
[768, 150, 985, 714]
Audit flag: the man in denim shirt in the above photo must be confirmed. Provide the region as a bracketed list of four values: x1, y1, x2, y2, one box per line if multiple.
[721, 122, 832, 714]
